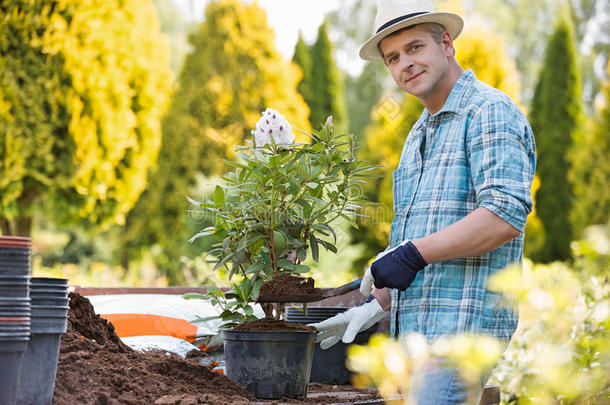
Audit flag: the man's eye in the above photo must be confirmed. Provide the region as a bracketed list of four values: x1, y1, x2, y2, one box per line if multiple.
[388, 55, 398, 63]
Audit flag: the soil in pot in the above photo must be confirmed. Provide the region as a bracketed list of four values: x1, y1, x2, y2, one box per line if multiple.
[233, 318, 316, 332]
[53, 293, 253, 405]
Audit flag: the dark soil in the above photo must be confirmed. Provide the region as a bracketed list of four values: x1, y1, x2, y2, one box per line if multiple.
[53, 292, 253, 404]
[52, 292, 382, 404]
[233, 318, 317, 332]
[259, 275, 320, 297]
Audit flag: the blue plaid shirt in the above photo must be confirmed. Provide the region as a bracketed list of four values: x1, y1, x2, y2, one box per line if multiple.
[388, 69, 536, 341]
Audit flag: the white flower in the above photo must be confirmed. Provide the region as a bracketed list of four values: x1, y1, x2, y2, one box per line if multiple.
[253, 108, 295, 147]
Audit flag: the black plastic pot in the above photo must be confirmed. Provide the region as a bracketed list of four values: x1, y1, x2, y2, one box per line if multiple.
[0, 339, 27, 405]
[17, 318, 67, 405]
[221, 329, 315, 399]
[286, 307, 378, 385]
[16, 277, 68, 405]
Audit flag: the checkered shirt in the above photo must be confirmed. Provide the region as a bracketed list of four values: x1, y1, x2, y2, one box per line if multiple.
[388, 69, 536, 341]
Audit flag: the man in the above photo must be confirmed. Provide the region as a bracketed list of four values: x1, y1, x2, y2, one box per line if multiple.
[310, 0, 536, 403]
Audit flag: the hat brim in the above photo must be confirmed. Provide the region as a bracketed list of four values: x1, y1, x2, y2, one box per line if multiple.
[359, 12, 464, 61]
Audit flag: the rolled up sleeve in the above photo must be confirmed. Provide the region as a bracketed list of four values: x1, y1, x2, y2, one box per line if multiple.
[467, 101, 536, 232]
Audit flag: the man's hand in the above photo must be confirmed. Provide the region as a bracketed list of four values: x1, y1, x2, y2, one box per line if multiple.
[360, 266, 375, 296]
[359, 247, 396, 296]
[308, 299, 385, 350]
[371, 240, 427, 291]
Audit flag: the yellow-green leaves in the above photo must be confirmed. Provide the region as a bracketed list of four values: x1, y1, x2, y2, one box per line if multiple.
[0, 0, 172, 232]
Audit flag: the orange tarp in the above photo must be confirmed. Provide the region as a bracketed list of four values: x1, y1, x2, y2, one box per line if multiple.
[101, 314, 198, 342]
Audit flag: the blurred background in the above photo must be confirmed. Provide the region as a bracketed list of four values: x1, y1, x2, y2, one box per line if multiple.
[1, 0, 608, 287]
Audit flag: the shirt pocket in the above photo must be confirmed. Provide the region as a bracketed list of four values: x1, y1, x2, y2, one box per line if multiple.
[392, 166, 419, 214]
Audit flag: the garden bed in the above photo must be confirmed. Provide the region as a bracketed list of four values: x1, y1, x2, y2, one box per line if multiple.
[53, 292, 384, 404]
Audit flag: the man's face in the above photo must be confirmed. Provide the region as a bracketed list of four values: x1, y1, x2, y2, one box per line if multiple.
[379, 25, 453, 102]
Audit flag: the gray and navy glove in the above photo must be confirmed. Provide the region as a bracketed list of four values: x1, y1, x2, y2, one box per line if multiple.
[371, 240, 427, 291]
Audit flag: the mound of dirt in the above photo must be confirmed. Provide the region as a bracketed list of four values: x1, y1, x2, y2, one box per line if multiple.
[259, 275, 319, 297]
[53, 293, 253, 405]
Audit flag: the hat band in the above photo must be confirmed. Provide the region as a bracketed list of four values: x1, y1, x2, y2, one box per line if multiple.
[375, 11, 429, 34]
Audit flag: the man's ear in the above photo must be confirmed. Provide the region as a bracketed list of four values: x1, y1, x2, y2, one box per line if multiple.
[441, 31, 455, 57]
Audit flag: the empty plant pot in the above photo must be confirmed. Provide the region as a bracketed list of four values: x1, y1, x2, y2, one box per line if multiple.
[286, 306, 378, 385]
[17, 278, 68, 405]
[222, 329, 315, 399]
[16, 317, 68, 405]
[0, 339, 28, 405]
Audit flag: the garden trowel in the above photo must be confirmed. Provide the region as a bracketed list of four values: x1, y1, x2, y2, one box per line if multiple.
[256, 278, 362, 303]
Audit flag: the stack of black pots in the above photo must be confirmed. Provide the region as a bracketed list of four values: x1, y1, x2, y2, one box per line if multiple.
[17, 277, 69, 405]
[286, 306, 378, 385]
[0, 236, 32, 405]
[0, 236, 69, 405]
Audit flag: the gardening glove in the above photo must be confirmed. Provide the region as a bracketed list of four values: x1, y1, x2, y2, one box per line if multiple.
[371, 240, 427, 291]
[308, 299, 386, 350]
[359, 247, 395, 296]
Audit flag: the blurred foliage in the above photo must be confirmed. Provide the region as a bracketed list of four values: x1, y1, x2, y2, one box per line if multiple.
[292, 34, 314, 125]
[351, 22, 523, 268]
[491, 231, 610, 403]
[0, 0, 172, 237]
[569, 60, 610, 237]
[293, 21, 349, 134]
[151, 0, 195, 74]
[328, 0, 395, 141]
[118, 0, 311, 284]
[464, 0, 609, 110]
[308, 21, 349, 134]
[346, 227, 610, 404]
[529, 9, 584, 263]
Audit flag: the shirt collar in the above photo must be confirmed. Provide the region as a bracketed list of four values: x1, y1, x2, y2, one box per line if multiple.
[414, 68, 476, 130]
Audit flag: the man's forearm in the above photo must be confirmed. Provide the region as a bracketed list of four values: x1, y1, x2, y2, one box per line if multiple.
[412, 207, 520, 264]
[372, 287, 391, 310]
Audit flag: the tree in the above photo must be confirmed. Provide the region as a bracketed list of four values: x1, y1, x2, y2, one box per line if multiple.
[151, 0, 195, 75]
[0, 0, 172, 236]
[529, 9, 584, 263]
[120, 0, 311, 283]
[328, 0, 394, 140]
[351, 23, 522, 269]
[292, 33, 313, 124]
[309, 21, 349, 134]
[569, 59, 610, 235]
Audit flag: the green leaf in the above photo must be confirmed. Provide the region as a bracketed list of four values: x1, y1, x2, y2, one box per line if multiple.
[214, 185, 225, 207]
[309, 234, 319, 262]
[182, 293, 209, 300]
[273, 230, 287, 253]
[245, 261, 265, 274]
[278, 258, 296, 270]
[294, 264, 310, 273]
[190, 315, 221, 324]
[251, 278, 264, 301]
[244, 306, 254, 316]
[305, 182, 318, 189]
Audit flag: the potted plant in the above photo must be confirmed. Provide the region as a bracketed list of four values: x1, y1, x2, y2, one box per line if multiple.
[186, 108, 376, 399]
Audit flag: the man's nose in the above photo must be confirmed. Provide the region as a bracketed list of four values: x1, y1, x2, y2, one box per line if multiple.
[399, 53, 414, 70]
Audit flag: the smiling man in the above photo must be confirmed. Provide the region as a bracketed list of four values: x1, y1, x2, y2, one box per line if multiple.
[310, 0, 537, 404]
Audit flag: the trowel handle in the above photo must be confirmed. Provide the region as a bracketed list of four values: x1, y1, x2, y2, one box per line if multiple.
[321, 278, 362, 299]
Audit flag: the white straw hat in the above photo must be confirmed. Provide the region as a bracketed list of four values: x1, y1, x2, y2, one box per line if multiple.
[359, 0, 464, 61]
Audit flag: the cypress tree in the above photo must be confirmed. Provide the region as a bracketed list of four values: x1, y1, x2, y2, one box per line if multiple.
[529, 9, 583, 262]
[309, 21, 349, 133]
[569, 60, 610, 233]
[292, 33, 313, 123]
